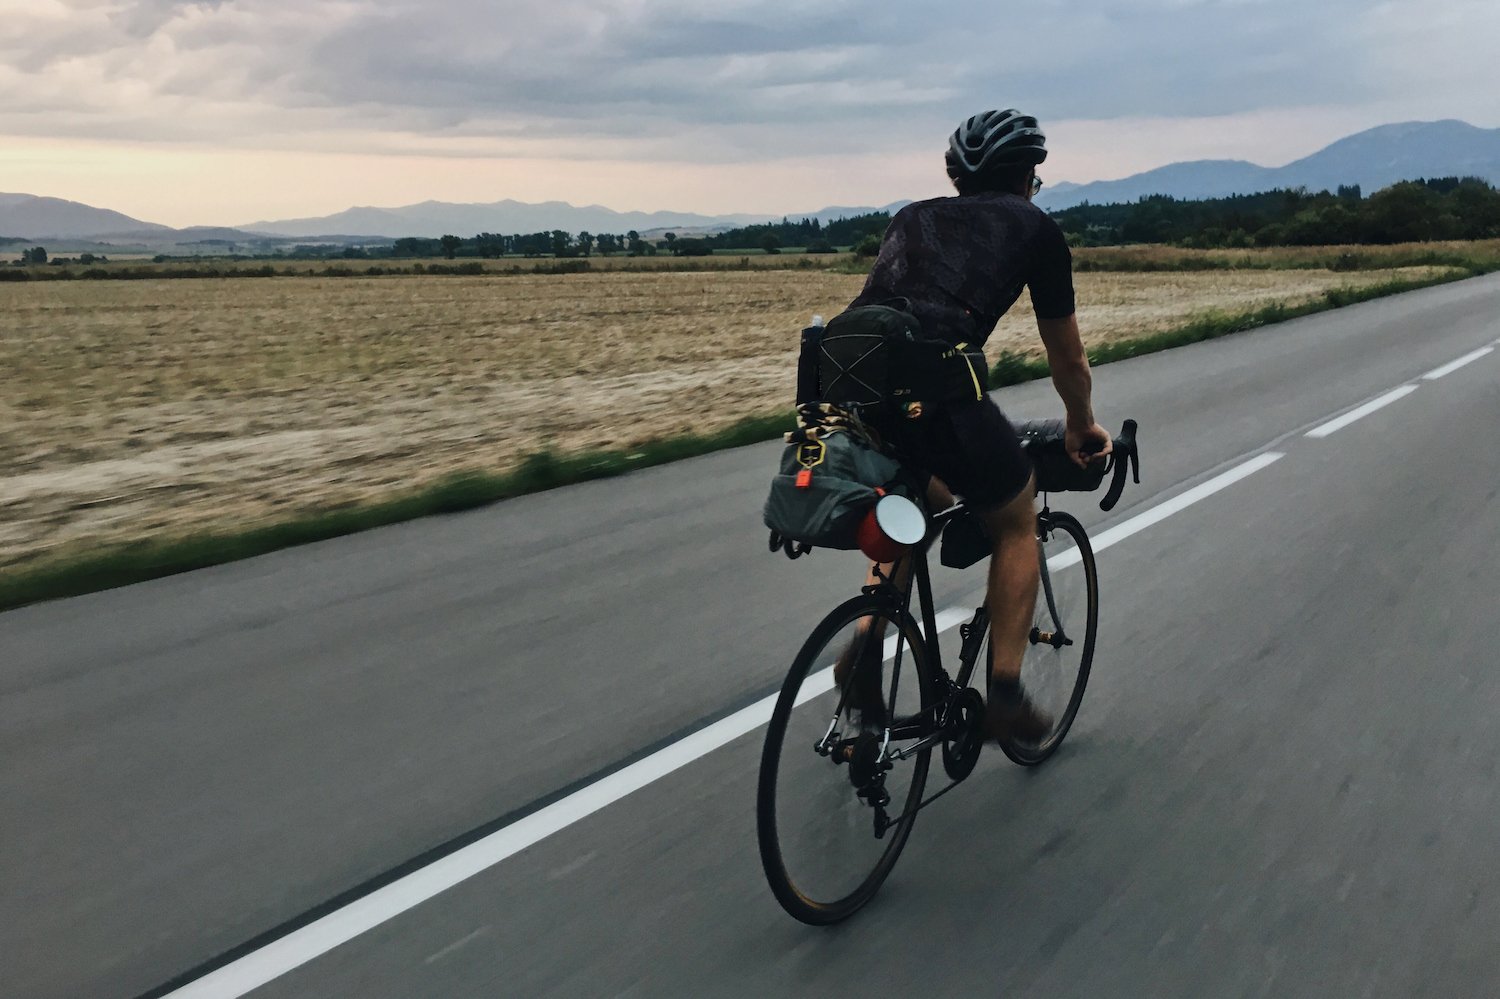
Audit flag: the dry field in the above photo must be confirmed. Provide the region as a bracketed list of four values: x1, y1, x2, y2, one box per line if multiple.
[0, 264, 1455, 570]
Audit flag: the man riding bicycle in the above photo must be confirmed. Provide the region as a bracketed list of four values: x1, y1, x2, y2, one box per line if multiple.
[840, 109, 1112, 745]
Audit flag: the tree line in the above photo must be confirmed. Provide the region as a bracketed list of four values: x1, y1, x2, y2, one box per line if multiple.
[16, 179, 1498, 268]
[359, 212, 894, 260]
[1053, 177, 1500, 248]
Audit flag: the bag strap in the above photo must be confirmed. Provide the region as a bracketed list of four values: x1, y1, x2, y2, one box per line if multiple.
[785, 402, 885, 450]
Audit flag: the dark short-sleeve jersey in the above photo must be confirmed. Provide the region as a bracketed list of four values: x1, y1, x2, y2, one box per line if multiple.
[849, 192, 1075, 347]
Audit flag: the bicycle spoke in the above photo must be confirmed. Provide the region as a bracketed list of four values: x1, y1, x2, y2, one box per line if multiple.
[758, 596, 933, 923]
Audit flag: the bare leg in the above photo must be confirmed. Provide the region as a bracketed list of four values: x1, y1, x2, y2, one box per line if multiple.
[976, 475, 1038, 684]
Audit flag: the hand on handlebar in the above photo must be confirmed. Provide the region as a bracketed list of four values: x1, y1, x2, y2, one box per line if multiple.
[1065, 422, 1113, 469]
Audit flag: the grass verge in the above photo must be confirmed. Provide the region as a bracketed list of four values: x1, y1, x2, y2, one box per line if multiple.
[2, 263, 1493, 611]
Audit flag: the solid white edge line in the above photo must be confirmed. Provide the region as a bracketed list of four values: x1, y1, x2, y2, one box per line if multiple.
[1422, 345, 1494, 380]
[164, 451, 1288, 999]
[169, 690, 787, 998]
[1305, 385, 1418, 439]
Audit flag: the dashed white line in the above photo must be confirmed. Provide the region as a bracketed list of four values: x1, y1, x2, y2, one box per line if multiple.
[161, 451, 1289, 999]
[1305, 385, 1419, 439]
[1041, 452, 1285, 571]
[1085, 452, 1286, 555]
[1422, 346, 1494, 380]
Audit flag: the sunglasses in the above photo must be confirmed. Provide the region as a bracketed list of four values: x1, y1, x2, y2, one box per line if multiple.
[1030, 174, 1044, 196]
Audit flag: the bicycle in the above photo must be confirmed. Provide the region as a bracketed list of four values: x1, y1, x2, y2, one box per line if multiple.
[757, 418, 1140, 924]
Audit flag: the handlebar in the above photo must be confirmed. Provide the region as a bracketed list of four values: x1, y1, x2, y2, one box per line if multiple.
[768, 417, 1142, 560]
[1099, 418, 1140, 512]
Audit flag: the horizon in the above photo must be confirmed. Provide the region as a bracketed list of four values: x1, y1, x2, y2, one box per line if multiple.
[5, 2, 1499, 228]
[12, 114, 1497, 234]
[16, 115, 1497, 231]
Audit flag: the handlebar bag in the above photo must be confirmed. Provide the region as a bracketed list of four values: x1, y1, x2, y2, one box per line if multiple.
[1015, 419, 1109, 493]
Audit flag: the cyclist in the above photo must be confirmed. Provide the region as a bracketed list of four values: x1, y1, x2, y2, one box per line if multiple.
[844, 109, 1111, 745]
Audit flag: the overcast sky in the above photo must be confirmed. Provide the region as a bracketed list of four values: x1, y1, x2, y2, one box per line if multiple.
[3, 0, 1497, 226]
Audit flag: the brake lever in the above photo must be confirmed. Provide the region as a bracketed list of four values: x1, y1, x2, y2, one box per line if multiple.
[1099, 418, 1139, 512]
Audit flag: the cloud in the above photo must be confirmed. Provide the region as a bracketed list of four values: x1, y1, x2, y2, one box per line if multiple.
[2, 0, 1497, 182]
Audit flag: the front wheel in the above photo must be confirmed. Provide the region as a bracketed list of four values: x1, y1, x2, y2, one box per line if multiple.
[757, 594, 935, 924]
[996, 509, 1099, 766]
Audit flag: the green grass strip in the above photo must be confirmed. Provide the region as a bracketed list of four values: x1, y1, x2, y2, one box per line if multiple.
[0, 412, 794, 612]
[1, 264, 1492, 611]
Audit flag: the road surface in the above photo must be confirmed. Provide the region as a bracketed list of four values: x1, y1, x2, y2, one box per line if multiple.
[3, 274, 1499, 998]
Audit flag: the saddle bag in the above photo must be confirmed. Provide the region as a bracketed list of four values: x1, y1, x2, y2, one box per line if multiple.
[762, 406, 909, 550]
[797, 303, 989, 412]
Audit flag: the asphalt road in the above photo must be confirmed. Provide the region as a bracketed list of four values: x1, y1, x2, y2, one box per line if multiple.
[3, 274, 1499, 998]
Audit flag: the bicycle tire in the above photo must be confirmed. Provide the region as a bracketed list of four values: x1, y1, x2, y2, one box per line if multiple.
[757, 593, 935, 924]
[998, 509, 1099, 766]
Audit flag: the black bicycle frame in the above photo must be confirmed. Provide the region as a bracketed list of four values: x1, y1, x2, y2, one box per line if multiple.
[869, 504, 988, 745]
[878, 503, 1072, 746]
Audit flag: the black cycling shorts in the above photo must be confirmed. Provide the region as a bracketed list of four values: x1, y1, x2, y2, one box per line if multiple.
[879, 397, 1033, 510]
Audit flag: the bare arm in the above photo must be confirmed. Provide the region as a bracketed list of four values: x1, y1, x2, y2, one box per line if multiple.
[1037, 313, 1112, 465]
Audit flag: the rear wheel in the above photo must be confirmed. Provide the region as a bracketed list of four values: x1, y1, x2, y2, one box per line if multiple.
[757, 594, 935, 924]
[996, 509, 1098, 766]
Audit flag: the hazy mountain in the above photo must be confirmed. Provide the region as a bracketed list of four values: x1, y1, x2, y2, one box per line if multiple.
[239, 199, 910, 239]
[12, 119, 1497, 243]
[1275, 119, 1500, 193]
[239, 200, 777, 238]
[0, 194, 172, 240]
[1036, 120, 1500, 210]
[1036, 160, 1280, 208]
[1, 190, 906, 248]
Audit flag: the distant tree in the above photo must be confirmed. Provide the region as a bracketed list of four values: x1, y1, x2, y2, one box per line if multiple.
[759, 232, 782, 254]
[1336, 184, 1362, 201]
[577, 231, 594, 257]
[662, 232, 677, 251]
[1448, 178, 1500, 238]
[439, 234, 461, 259]
[806, 238, 835, 254]
[626, 230, 645, 256]
[854, 234, 882, 258]
[515, 232, 550, 257]
[1364, 182, 1440, 243]
[21, 246, 47, 264]
[550, 230, 575, 257]
[474, 232, 506, 258]
[673, 237, 714, 256]
[1281, 203, 1360, 245]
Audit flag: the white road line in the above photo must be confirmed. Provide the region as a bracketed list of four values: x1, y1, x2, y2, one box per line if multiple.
[1082, 451, 1285, 559]
[1305, 385, 1419, 439]
[1422, 346, 1494, 380]
[163, 453, 1286, 999]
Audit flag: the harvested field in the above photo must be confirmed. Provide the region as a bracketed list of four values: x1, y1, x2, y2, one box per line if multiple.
[0, 264, 1457, 569]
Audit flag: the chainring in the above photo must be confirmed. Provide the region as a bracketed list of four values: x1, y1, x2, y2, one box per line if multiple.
[941, 686, 986, 782]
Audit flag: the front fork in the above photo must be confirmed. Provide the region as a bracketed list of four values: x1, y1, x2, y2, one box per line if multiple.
[1031, 526, 1072, 649]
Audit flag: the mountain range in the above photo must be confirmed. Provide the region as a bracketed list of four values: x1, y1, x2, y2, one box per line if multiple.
[1036, 119, 1500, 209]
[233, 200, 912, 239]
[4, 120, 1498, 247]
